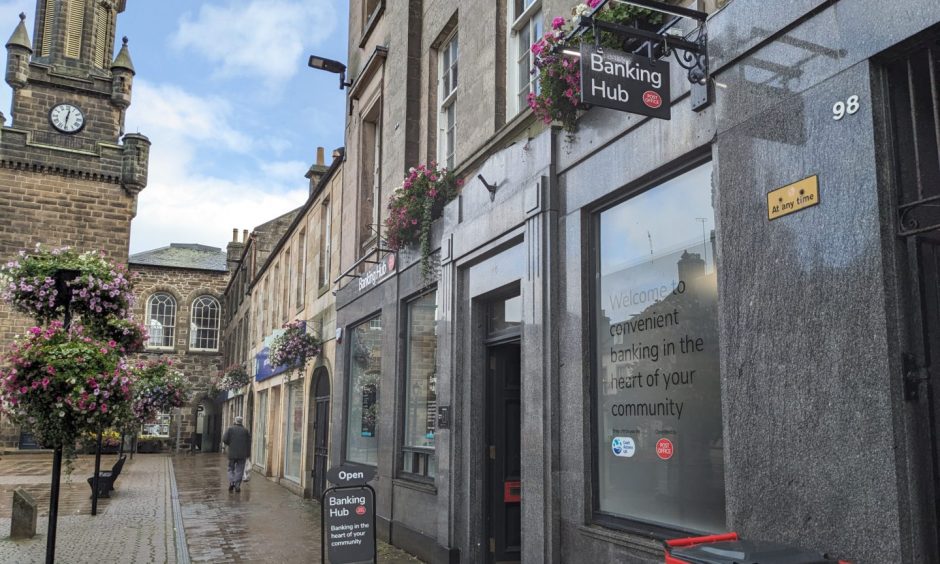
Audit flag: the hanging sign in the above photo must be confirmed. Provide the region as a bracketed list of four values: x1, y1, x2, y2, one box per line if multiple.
[580, 44, 670, 120]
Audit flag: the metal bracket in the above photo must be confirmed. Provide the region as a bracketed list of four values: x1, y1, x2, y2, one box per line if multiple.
[898, 191, 940, 237]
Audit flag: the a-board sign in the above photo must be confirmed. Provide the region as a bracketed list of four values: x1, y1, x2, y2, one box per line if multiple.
[767, 175, 819, 220]
[323, 485, 376, 564]
[580, 43, 671, 120]
[326, 465, 376, 487]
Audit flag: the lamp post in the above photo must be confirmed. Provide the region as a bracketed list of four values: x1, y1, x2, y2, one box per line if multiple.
[307, 55, 352, 89]
[45, 268, 79, 564]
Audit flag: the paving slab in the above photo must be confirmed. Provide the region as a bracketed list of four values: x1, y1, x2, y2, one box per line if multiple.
[173, 453, 423, 564]
[0, 453, 178, 563]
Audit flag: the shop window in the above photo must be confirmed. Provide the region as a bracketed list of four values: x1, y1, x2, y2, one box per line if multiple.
[508, 0, 542, 116]
[190, 295, 220, 351]
[594, 161, 725, 532]
[401, 291, 438, 480]
[438, 31, 458, 169]
[142, 412, 170, 438]
[255, 390, 268, 469]
[147, 293, 176, 349]
[284, 380, 304, 482]
[345, 315, 383, 466]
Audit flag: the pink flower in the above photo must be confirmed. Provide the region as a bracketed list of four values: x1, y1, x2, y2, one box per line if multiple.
[531, 42, 543, 55]
[552, 16, 565, 30]
[588, 0, 603, 7]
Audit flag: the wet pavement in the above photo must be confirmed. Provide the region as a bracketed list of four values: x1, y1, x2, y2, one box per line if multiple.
[172, 453, 423, 564]
[0, 452, 178, 563]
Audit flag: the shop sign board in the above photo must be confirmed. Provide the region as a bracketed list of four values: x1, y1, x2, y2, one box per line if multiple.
[580, 44, 671, 120]
[321, 484, 376, 564]
[767, 175, 819, 220]
[326, 464, 376, 487]
[357, 253, 396, 292]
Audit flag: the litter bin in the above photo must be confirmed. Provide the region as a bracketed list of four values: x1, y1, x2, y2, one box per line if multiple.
[664, 533, 851, 564]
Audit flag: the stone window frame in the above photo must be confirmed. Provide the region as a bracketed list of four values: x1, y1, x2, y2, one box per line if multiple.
[146, 291, 178, 350]
[507, 0, 543, 117]
[189, 295, 221, 352]
[436, 24, 459, 170]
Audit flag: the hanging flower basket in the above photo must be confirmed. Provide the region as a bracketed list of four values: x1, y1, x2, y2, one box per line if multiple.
[385, 163, 463, 280]
[131, 360, 191, 424]
[530, 1, 664, 133]
[0, 246, 135, 324]
[269, 320, 321, 374]
[217, 364, 251, 392]
[82, 316, 149, 354]
[0, 322, 133, 450]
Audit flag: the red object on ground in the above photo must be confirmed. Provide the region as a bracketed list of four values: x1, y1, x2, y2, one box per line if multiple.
[664, 533, 739, 564]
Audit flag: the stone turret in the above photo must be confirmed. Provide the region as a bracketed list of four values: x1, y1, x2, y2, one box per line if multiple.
[121, 133, 151, 195]
[5, 13, 31, 89]
[111, 37, 134, 110]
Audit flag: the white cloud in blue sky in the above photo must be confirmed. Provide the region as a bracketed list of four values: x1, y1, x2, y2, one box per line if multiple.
[0, 0, 349, 254]
[172, 0, 338, 86]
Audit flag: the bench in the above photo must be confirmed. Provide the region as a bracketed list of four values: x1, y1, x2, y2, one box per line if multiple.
[87, 455, 126, 499]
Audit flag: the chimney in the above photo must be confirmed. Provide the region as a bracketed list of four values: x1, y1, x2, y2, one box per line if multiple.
[306, 145, 331, 195]
[243, 229, 249, 243]
[226, 227, 247, 275]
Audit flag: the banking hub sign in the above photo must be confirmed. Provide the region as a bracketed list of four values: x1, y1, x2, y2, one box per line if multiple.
[580, 44, 671, 120]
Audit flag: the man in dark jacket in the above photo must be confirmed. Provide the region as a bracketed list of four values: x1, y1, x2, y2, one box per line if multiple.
[222, 416, 251, 493]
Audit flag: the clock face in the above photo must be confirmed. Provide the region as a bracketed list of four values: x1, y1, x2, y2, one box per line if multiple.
[49, 103, 85, 134]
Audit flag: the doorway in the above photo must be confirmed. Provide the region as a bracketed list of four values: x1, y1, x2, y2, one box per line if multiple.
[311, 368, 331, 499]
[884, 28, 940, 561]
[485, 341, 522, 563]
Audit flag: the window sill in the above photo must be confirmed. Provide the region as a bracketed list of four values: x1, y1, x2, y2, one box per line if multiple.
[577, 524, 662, 558]
[392, 477, 437, 495]
[187, 349, 220, 356]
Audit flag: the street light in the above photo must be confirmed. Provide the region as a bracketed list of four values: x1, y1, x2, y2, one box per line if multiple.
[308, 55, 352, 90]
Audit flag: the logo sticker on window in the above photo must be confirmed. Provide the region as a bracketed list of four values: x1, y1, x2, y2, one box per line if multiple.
[611, 436, 636, 458]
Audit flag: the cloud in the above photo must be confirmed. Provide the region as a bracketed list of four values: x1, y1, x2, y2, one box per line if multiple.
[125, 80, 253, 153]
[125, 81, 308, 254]
[171, 0, 338, 86]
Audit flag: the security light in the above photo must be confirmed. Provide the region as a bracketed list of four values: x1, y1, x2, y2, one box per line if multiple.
[308, 55, 352, 89]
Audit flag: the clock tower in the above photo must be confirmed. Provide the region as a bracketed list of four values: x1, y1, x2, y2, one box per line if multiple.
[0, 1, 149, 264]
[0, 2, 150, 448]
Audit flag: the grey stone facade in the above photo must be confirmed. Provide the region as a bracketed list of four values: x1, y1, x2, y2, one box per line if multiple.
[329, 1, 940, 564]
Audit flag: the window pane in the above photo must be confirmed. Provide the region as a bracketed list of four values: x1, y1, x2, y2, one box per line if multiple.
[284, 380, 304, 481]
[190, 296, 220, 350]
[148, 293, 176, 348]
[596, 162, 725, 531]
[346, 316, 383, 465]
[403, 292, 438, 476]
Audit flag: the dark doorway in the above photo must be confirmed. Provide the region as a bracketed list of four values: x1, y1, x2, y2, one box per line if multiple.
[312, 368, 331, 499]
[884, 28, 940, 561]
[486, 341, 522, 563]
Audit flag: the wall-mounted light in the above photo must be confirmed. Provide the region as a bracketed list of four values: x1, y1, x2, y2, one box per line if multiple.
[308, 55, 353, 90]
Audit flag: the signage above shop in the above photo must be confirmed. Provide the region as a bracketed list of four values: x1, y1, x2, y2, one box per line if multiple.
[767, 175, 819, 220]
[580, 44, 671, 120]
[357, 252, 396, 292]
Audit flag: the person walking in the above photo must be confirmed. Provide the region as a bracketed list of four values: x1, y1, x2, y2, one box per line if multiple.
[222, 416, 251, 493]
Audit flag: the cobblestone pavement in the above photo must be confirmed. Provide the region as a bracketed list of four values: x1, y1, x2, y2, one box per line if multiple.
[172, 453, 423, 563]
[0, 452, 178, 563]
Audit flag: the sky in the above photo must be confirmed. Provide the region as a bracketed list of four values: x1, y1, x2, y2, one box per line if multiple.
[0, 0, 349, 254]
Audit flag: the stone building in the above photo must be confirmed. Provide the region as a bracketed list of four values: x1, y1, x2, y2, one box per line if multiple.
[127, 243, 228, 452]
[325, 1, 940, 563]
[0, 1, 149, 449]
[220, 148, 343, 499]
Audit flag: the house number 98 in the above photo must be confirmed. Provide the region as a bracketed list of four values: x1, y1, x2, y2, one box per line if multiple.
[832, 95, 860, 120]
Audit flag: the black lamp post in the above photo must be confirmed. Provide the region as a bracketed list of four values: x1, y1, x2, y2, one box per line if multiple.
[45, 268, 79, 564]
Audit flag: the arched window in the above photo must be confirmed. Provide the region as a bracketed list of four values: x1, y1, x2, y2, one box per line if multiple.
[190, 296, 220, 351]
[147, 293, 177, 348]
